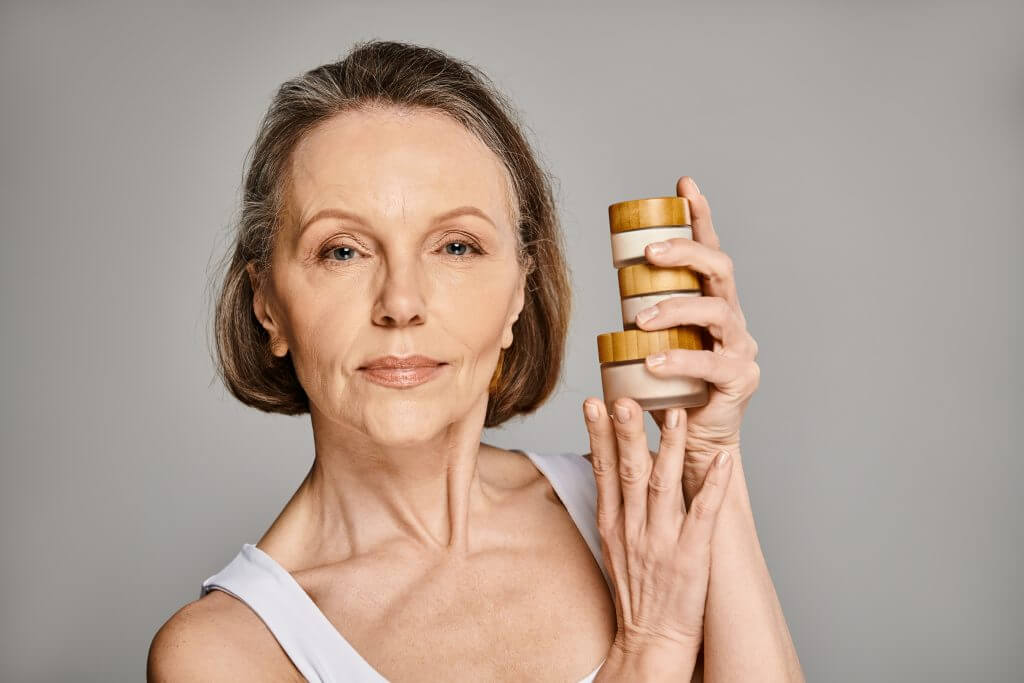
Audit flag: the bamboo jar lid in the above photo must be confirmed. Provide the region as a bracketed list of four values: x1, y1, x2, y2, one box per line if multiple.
[618, 263, 702, 298]
[608, 197, 691, 233]
[597, 326, 705, 363]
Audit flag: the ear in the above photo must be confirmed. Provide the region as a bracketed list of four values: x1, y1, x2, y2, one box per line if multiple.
[501, 264, 528, 350]
[246, 261, 289, 357]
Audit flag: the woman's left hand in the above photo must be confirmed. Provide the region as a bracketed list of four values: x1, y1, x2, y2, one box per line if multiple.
[638, 177, 761, 496]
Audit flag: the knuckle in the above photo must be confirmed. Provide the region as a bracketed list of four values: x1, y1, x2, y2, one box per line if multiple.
[590, 455, 616, 475]
[646, 470, 674, 495]
[720, 252, 735, 277]
[618, 457, 649, 482]
[659, 429, 685, 450]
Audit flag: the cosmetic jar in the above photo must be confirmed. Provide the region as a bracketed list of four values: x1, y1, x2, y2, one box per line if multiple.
[618, 262, 703, 330]
[596, 327, 709, 412]
[608, 197, 692, 268]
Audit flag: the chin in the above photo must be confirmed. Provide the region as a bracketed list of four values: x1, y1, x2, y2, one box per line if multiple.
[362, 408, 447, 443]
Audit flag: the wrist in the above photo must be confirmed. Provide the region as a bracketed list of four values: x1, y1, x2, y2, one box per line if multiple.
[596, 638, 700, 682]
[683, 442, 742, 508]
[685, 437, 742, 464]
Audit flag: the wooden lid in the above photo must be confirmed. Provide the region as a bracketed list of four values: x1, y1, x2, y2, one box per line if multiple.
[618, 263, 702, 297]
[597, 326, 705, 363]
[608, 197, 691, 233]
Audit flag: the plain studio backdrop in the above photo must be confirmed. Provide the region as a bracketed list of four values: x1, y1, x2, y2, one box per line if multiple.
[1, 1, 1020, 680]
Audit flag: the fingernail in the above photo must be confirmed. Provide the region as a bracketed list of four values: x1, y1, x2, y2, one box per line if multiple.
[691, 178, 701, 195]
[584, 400, 599, 422]
[716, 450, 731, 468]
[646, 241, 668, 256]
[635, 306, 658, 325]
[665, 408, 679, 429]
[614, 403, 630, 423]
[646, 352, 666, 368]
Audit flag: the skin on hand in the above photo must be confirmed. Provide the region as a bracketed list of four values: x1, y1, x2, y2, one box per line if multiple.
[582, 391, 734, 679]
[582, 175, 759, 679]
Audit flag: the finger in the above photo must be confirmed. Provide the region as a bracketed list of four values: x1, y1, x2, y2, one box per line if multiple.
[635, 296, 756, 360]
[644, 349, 760, 398]
[678, 449, 734, 548]
[609, 397, 651, 542]
[647, 407, 687, 536]
[643, 236, 745, 326]
[677, 176, 719, 250]
[675, 175, 747, 326]
[582, 398, 622, 536]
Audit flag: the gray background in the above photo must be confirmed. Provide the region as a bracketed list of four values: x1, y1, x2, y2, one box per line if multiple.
[2, 0, 1020, 680]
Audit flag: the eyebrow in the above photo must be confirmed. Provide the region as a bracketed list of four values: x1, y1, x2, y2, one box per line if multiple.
[298, 205, 497, 236]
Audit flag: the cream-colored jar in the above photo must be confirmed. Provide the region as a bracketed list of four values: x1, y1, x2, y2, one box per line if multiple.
[596, 327, 709, 412]
[618, 262, 703, 330]
[608, 196, 692, 268]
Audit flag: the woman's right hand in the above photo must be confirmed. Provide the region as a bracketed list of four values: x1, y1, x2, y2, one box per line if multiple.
[582, 396, 734, 679]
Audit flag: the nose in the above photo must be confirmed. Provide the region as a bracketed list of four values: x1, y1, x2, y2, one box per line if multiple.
[371, 255, 427, 328]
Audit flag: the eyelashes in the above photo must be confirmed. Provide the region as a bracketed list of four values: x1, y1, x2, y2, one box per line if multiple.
[318, 236, 484, 264]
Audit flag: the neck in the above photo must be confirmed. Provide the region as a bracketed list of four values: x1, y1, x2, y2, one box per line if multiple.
[258, 391, 507, 568]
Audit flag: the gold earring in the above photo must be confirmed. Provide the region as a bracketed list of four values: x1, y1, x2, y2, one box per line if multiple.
[488, 347, 506, 394]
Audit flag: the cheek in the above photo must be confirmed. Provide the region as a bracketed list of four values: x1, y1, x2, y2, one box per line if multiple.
[285, 294, 366, 378]
[433, 272, 515, 346]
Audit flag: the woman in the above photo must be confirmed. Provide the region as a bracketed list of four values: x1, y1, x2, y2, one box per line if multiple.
[148, 40, 801, 682]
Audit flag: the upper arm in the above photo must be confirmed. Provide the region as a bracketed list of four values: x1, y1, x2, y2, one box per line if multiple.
[147, 599, 269, 682]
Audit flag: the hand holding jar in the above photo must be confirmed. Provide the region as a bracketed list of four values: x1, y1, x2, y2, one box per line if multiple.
[640, 177, 760, 508]
[592, 176, 761, 509]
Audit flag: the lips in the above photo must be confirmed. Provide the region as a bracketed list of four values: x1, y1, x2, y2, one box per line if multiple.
[358, 355, 447, 388]
[360, 354, 445, 370]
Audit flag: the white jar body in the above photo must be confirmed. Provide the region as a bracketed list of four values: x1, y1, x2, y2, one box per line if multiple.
[600, 359, 709, 412]
[610, 226, 692, 268]
[621, 290, 702, 329]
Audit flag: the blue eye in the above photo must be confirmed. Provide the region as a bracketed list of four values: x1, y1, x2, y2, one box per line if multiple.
[325, 245, 357, 261]
[444, 240, 481, 257]
[320, 238, 483, 264]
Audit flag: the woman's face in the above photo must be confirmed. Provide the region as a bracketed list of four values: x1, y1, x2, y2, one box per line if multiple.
[249, 107, 527, 446]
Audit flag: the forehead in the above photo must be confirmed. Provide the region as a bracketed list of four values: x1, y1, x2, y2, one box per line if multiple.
[287, 107, 514, 229]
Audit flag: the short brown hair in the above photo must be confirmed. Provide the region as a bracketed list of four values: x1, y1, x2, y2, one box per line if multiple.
[207, 40, 572, 428]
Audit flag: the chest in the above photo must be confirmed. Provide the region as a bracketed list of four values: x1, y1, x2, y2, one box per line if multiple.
[295, 505, 615, 681]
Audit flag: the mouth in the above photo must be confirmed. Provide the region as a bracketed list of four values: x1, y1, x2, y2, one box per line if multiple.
[357, 355, 449, 388]
[358, 363, 447, 388]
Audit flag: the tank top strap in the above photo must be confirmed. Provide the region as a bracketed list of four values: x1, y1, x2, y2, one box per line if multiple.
[519, 450, 615, 599]
[200, 544, 386, 682]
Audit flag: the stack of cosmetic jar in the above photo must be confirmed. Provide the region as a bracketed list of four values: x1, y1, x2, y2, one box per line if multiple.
[596, 197, 711, 413]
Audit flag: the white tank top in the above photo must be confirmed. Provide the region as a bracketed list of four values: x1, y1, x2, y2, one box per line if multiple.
[200, 450, 613, 682]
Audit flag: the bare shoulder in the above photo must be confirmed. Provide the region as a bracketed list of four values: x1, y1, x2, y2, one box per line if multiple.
[147, 590, 302, 682]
